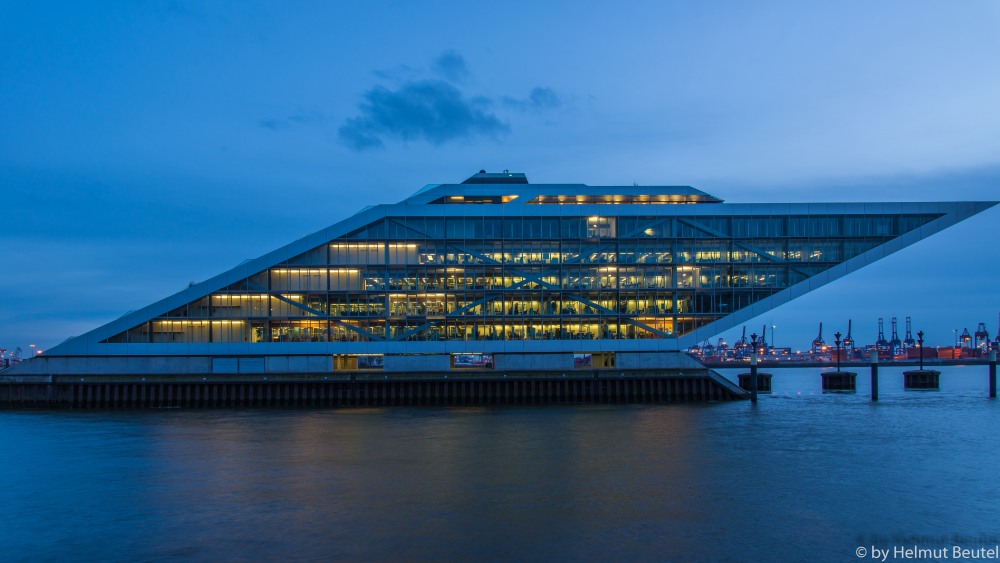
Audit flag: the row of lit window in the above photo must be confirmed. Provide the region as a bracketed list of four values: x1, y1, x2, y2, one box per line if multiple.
[343, 214, 934, 241]
[265, 267, 799, 291]
[109, 316, 724, 343]
[312, 240, 876, 266]
[163, 288, 779, 320]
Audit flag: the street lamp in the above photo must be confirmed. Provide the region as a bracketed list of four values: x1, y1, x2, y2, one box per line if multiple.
[917, 330, 925, 371]
[953, 328, 959, 359]
[834, 331, 842, 372]
[771, 324, 777, 355]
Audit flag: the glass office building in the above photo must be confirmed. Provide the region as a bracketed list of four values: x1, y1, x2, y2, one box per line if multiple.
[19, 172, 996, 375]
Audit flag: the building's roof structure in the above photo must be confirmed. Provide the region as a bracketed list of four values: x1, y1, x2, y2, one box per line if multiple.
[40, 171, 997, 359]
[409, 171, 722, 204]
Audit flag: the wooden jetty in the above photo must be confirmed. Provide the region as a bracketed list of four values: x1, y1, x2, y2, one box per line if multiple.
[0, 369, 748, 409]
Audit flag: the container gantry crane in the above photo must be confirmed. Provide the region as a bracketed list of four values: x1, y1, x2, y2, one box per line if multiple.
[903, 316, 916, 349]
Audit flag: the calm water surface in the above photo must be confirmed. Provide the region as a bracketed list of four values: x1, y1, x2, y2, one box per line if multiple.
[2, 366, 999, 562]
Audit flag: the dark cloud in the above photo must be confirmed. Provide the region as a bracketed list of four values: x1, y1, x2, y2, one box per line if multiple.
[502, 87, 562, 112]
[373, 64, 417, 81]
[258, 119, 284, 131]
[333, 51, 560, 150]
[338, 79, 509, 151]
[258, 108, 328, 132]
[160, 0, 203, 19]
[432, 49, 470, 83]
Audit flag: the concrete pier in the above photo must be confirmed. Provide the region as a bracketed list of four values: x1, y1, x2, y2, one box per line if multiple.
[903, 369, 941, 389]
[738, 372, 772, 394]
[0, 369, 748, 409]
[821, 370, 857, 392]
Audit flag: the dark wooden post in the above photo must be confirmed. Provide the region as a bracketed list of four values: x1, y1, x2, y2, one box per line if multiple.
[871, 349, 879, 402]
[749, 332, 759, 403]
[990, 350, 997, 399]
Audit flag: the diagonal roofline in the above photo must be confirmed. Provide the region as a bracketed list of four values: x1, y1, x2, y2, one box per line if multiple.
[680, 200, 998, 347]
[42, 177, 998, 356]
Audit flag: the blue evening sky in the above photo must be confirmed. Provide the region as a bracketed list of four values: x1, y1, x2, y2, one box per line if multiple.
[2, 0, 998, 353]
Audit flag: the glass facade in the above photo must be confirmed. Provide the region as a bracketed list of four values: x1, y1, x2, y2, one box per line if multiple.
[105, 212, 939, 344]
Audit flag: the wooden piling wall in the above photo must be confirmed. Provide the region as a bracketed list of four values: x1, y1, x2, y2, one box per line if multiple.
[0, 372, 745, 409]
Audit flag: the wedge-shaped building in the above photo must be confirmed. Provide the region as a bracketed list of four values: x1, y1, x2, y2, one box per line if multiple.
[15, 171, 996, 376]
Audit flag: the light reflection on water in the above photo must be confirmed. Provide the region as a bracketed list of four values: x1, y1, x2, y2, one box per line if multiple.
[1, 366, 998, 562]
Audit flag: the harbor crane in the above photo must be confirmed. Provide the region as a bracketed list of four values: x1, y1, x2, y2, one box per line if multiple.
[889, 317, 902, 353]
[903, 316, 916, 348]
[734, 327, 749, 358]
[811, 322, 825, 354]
[974, 323, 990, 351]
[843, 319, 855, 353]
[876, 318, 890, 352]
